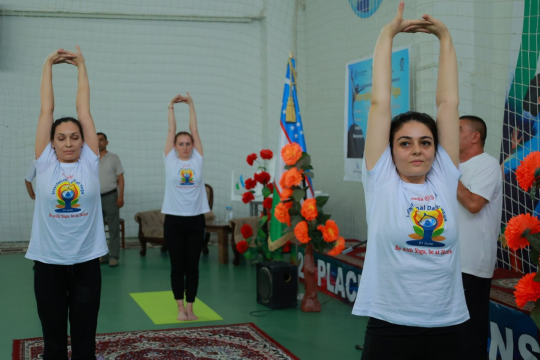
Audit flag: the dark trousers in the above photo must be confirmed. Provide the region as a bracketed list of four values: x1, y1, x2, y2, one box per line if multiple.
[361, 318, 460, 360]
[34, 259, 101, 360]
[459, 273, 492, 360]
[164, 214, 206, 303]
[101, 191, 120, 260]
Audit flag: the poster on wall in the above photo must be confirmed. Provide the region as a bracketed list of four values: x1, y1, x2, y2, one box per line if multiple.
[344, 46, 410, 182]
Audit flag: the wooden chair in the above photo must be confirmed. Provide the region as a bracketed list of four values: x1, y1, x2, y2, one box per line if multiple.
[134, 184, 214, 256]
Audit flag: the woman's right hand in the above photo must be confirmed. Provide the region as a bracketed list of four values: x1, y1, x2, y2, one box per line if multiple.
[384, 1, 432, 37]
[45, 48, 77, 66]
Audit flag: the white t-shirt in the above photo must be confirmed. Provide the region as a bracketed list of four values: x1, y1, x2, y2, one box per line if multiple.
[25, 160, 36, 182]
[161, 148, 210, 216]
[458, 153, 503, 278]
[25, 144, 108, 265]
[352, 146, 469, 327]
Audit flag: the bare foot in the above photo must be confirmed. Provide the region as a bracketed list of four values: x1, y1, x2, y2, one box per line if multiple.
[176, 300, 188, 321]
[186, 302, 198, 321]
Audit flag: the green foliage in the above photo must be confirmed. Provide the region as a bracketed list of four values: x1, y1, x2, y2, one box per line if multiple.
[315, 196, 329, 207]
[262, 186, 272, 198]
[527, 233, 540, 253]
[531, 301, 540, 330]
[293, 189, 306, 202]
[258, 216, 268, 227]
[303, 171, 314, 179]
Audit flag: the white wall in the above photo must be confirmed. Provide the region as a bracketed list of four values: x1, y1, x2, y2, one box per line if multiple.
[0, 0, 300, 241]
[302, 0, 513, 239]
[0, 0, 517, 242]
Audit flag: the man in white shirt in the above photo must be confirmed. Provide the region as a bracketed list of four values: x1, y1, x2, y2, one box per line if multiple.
[457, 115, 503, 360]
[98, 132, 125, 267]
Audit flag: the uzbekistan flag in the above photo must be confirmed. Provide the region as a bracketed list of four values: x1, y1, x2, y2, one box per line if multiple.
[268, 56, 314, 251]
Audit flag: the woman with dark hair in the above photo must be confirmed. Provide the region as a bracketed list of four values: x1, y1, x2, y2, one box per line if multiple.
[352, 3, 468, 359]
[162, 93, 210, 321]
[26, 46, 108, 359]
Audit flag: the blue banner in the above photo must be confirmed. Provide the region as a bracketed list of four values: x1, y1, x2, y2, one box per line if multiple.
[344, 47, 410, 181]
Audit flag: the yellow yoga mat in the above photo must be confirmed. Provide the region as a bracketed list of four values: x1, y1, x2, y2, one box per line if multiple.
[130, 291, 223, 325]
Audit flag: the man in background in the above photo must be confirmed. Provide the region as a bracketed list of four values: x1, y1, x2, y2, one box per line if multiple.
[457, 115, 503, 359]
[98, 132, 125, 267]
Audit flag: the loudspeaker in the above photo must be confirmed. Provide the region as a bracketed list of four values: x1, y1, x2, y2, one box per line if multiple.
[257, 261, 298, 309]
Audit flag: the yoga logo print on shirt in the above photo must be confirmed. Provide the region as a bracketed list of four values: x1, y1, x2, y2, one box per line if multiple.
[179, 168, 195, 186]
[407, 207, 446, 247]
[53, 180, 83, 213]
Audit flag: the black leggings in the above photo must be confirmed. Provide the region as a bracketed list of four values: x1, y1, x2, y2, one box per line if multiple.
[34, 258, 101, 360]
[164, 214, 206, 303]
[361, 318, 460, 360]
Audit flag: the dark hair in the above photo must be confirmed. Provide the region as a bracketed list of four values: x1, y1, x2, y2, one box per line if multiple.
[97, 132, 107, 140]
[523, 73, 540, 117]
[50, 117, 84, 141]
[174, 131, 194, 144]
[389, 111, 438, 153]
[460, 115, 487, 146]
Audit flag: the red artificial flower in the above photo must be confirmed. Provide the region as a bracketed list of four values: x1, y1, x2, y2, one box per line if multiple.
[504, 213, 540, 250]
[246, 153, 258, 166]
[267, 183, 274, 193]
[263, 197, 273, 209]
[514, 272, 540, 308]
[254, 171, 271, 185]
[516, 152, 540, 191]
[245, 178, 257, 190]
[283, 241, 291, 253]
[236, 240, 249, 254]
[260, 149, 274, 160]
[241, 224, 253, 239]
[328, 236, 346, 256]
[242, 191, 255, 204]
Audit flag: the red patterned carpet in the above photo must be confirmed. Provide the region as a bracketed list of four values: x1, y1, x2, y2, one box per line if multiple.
[13, 323, 299, 360]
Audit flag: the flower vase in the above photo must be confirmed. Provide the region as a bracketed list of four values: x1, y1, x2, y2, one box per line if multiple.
[301, 243, 321, 312]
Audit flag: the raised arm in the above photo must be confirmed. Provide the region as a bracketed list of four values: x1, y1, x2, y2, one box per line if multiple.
[36, 49, 77, 159]
[72, 45, 98, 156]
[165, 95, 181, 155]
[365, 2, 430, 170]
[424, 15, 460, 167]
[185, 93, 203, 157]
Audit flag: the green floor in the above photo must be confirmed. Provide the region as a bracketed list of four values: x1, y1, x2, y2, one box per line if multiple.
[0, 247, 367, 359]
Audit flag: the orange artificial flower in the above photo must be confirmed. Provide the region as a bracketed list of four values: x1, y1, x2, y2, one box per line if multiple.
[514, 272, 540, 308]
[274, 202, 293, 226]
[328, 236, 346, 256]
[516, 152, 540, 191]
[317, 220, 339, 242]
[301, 198, 318, 221]
[504, 213, 540, 250]
[280, 168, 304, 189]
[281, 143, 303, 166]
[294, 221, 311, 244]
[280, 188, 294, 201]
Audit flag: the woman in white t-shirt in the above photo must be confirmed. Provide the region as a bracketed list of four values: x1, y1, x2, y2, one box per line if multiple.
[162, 93, 210, 321]
[27, 46, 108, 359]
[353, 3, 468, 359]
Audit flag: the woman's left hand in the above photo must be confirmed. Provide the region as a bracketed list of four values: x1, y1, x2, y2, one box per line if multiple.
[72, 45, 86, 67]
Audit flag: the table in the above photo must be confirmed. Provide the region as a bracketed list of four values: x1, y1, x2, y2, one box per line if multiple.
[206, 220, 233, 264]
[249, 200, 263, 216]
